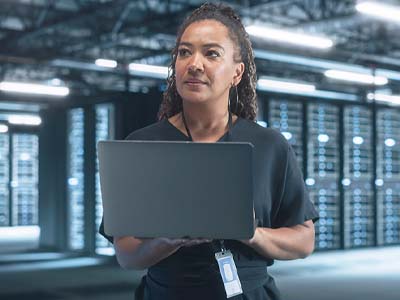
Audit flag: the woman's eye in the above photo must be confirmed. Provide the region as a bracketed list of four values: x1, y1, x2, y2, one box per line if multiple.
[207, 50, 220, 58]
[178, 49, 190, 57]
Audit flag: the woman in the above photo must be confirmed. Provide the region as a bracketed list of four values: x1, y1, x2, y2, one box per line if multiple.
[100, 3, 318, 299]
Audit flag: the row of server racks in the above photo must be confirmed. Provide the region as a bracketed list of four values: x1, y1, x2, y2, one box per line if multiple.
[0, 104, 114, 254]
[67, 104, 114, 254]
[0, 132, 39, 228]
[1, 97, 398, 254]
[267, 98, 400, 250]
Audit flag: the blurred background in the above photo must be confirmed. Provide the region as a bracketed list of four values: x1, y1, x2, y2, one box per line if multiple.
[0, 0, 399, 299]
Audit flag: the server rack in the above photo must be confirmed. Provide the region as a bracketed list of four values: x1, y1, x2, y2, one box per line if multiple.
[11, 134, 39, 226]
[265, 98, 341, 250]
[67, 108, 85, 250]
[95, 104, 115, 254]
[307, 103, 341, 250]
[0, 131, 39, 228]
[343, 105, 374, 248]
[0, 132, 9, 226]
[268, 100, 303, 170]
[66, 104, 115, 253]
[376, 108, 400, 245]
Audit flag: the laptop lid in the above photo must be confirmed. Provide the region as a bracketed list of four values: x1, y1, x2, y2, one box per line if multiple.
[98, 140, 255, 240]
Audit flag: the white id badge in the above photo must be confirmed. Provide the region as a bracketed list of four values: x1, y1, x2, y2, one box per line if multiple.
[215, 250, 243, 298]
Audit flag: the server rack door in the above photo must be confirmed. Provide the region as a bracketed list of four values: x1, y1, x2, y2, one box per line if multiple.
[268, 99, 303, 172]
[95, 104, 115, 255]
[0, 130, 40, 252]
[0, 132, 9, 226]
[11, 133, 39, 227]
[307, 103, 341, 250]
[376, 108, 400, 245]
[67, 108, 85, 250]
[343, 106, 374, 248]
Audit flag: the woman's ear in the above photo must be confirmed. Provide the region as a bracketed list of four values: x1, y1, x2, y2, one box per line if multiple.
[233, 62, 245, 86]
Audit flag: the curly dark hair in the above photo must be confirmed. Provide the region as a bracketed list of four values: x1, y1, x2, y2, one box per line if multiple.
[157, 2, 257, 121]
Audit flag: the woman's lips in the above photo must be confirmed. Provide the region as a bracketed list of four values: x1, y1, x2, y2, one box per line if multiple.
[185, 79, 206, 85]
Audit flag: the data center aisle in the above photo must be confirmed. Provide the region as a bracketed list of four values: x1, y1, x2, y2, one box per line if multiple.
[271, 246, 400, 300]
[0, 247, 399, 300]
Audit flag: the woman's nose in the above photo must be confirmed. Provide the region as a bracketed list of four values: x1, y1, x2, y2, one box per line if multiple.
[188, 53, 204, 73]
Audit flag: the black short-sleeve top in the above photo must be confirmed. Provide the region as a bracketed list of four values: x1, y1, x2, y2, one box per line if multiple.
[99, 117, 319, 294]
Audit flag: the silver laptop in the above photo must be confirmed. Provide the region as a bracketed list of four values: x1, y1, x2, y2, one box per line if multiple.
[98, 140, 255, 239]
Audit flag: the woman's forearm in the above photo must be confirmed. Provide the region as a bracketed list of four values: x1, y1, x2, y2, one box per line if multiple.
[244, 220, 315, 260]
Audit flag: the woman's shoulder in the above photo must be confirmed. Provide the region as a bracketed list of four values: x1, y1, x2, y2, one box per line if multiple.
[125, 119, 169, 140]
[238, 118, 289, 148]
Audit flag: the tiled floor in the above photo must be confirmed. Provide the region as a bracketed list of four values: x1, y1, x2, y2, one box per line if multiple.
[270, 246, 400, 300]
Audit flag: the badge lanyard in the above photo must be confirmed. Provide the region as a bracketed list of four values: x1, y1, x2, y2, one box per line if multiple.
[181, 109, 243, 298]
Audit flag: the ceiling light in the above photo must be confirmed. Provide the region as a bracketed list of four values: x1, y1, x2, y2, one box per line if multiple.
[95, 59, 118, 68]
[128, 63, 168, 79]
[257, 77, 357, 101]
[246, 25, 333, 49]
[8, 115, 42, 126]
[356, 1, 400, 23]
[0, 81, 69, 97]
[0, 124, 8, 133]
[51, 59, 118, 72]
[368, 93, 400, 105]
[257, 77, 316, 93]
[254, 49, 400, 82]
[325, 70, 388, 85]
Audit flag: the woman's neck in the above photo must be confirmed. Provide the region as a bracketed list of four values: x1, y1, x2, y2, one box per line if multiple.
[181, 101, 230, 131]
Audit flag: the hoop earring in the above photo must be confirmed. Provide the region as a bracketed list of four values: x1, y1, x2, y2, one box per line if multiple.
[235, 85, 239, 109]
[228, 84, 235, 112]
[234, 84, 244, 114]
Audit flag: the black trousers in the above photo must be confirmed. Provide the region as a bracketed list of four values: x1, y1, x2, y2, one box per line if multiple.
[135, 274, 281, 300]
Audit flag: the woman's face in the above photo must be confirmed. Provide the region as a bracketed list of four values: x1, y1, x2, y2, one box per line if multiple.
[175, 19, 244, 106]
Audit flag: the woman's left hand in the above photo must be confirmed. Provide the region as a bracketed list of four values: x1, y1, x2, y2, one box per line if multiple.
[240, 227, 258, 246]
[238, 220, 316, 260]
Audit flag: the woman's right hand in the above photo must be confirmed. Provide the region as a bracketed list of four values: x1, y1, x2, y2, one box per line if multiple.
[180, 238, 212, 247]
[114, 236, 211, 270]
[139, 237, 211, 248]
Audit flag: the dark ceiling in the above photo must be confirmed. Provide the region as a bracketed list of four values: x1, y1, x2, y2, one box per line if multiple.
[0, 0, 400, 98]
